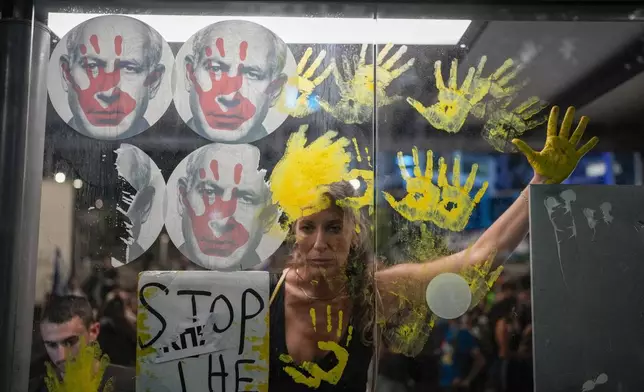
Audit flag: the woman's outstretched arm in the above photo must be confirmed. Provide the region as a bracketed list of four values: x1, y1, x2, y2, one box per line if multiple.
[376, 106, 598, 305]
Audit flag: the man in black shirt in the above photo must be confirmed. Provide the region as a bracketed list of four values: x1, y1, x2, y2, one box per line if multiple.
[29, 295, 135, 392]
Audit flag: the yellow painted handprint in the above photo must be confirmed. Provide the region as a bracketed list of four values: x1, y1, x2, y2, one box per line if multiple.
[407, 58, 489, 133]
[277, 47, 335, 118]
[338, 138, 374, 217]
[482, 95, 549, 152]
[471, 57, 526, 101]
[408, 57, 527, 133]
[279, 305, 353, 388]
[319, 44, 415, 124]
[512, 106, 599, 184]
[383, 147, 488, 231]
[45, 338, 113, 392]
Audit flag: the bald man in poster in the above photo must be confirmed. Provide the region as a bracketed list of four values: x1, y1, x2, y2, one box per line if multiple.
[176, 144, 279, 270]
[59, 16, 166, 139]
[183, 21, 288, 143]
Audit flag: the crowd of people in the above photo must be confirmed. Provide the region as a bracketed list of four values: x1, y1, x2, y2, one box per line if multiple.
[377, 276, 533, 392]
[29, 254, 533, 392]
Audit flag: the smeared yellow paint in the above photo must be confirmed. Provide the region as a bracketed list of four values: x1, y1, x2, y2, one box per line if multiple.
[512, 106, 599, 184]
[408, 56, 526, 133]
[136, 286, 160, 377]
[337, 139, 375, 223]
[482, 95, 548, 152]
[326, 305, 332, 333]
[279, 307, 353, 388]
[460, 249, 503, 309]
[383, 147, 488, 231]
[310, 308, 317, 332]
[319, 43, 415, 124]
[352, 138, 362, 162]
[45, 337, 113, 392]
[277, 47, 335, 118]
[270, 125, 351, 223]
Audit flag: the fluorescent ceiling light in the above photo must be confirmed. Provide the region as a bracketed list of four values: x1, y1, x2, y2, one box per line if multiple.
[48, 13, 470, 45]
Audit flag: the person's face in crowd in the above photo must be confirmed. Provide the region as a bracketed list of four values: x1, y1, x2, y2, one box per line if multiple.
[178, 145, 275, 269]
[184, 24, 287, 142]
[60, 18, 165, 138]
[40, 316, 100, 374]
[294, 206, 353, 275]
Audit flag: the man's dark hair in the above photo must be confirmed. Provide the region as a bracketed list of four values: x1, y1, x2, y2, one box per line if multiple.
[41, 295, 95, 328]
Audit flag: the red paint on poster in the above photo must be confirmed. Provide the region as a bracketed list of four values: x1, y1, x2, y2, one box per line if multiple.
[181, 159, 249, 257]
[62, 35, 136, 127]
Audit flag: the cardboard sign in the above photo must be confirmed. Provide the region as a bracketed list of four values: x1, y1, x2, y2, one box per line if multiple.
[137, 271, 269, 392]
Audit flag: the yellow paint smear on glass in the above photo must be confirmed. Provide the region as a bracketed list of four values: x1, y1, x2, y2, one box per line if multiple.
[460, 248, 503, 309]
[482, 95, 548, 152]
[45, 337, 113, 392]
[136, 286, 160, 376]
[319, 43, 415, 125]
[279, 308, 353, 388]
[270, 125, 351, 223]
[277, 47, 335, 118]
[338, 139, 374, 224]
[383, 147, 488, 231]
[407, 56, 527, 134]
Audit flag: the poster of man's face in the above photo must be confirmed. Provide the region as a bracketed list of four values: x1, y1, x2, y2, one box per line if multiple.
[173, 20, 297, 144]
[47, 15, 174, 140]
[165, 144, 285, 270]
[115, 144, 166, 263]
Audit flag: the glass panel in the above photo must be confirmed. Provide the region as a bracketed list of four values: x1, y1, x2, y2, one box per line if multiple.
[24, 2, 644, 392]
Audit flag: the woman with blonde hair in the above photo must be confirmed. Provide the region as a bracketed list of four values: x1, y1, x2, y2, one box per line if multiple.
[268, 106, 598, 391]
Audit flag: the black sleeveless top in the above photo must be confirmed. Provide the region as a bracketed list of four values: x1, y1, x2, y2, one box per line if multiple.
[268, 273, 374, 391]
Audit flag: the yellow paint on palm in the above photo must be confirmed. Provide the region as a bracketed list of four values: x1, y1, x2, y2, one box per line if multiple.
[460, 249, 503, 309]
[383, 147, 488, 231]
[270, 125, 351, 223]
[482, 96, 549, 152]
[279, 307, 353, 388]
[45, 338, 113, 392]
[512, 106, 599, 184]
[319, 44, 415, 124]
[277, 47, 335, 118]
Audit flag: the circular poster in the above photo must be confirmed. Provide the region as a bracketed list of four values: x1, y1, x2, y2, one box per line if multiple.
[173, 20, 297, 143]
[48, 15, 174, 140]
[165, 143, 286, 270]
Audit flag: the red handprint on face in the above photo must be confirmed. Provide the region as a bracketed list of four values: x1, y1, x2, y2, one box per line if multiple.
[180, 160, 250, 257]
[186, 40, 257, 130]
[62, 34, 137, 126]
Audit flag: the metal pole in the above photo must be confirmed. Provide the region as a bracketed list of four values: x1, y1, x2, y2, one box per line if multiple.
[0, 12, 51, 392]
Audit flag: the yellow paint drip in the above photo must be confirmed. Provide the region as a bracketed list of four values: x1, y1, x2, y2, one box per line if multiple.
[45, 338, 113, 392]
[326, 305, 332, 333]
[270, 125, 351, 223]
